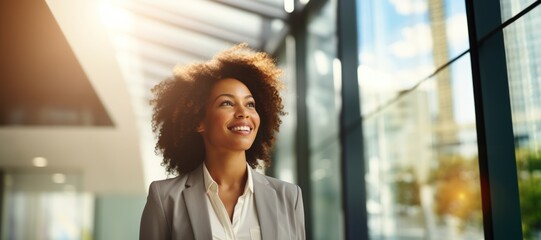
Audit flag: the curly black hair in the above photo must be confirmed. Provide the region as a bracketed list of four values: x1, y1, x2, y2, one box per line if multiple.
[150, 44, 285, 176]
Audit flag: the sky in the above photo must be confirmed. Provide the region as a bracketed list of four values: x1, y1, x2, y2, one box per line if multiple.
[356, 0, 476, 124]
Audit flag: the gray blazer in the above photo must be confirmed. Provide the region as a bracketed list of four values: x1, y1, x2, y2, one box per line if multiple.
[139, 164, 305, 240]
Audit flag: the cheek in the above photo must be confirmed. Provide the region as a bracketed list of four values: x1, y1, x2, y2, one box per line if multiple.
[206, 111, 230, 127]
[253, 112, 261, 128]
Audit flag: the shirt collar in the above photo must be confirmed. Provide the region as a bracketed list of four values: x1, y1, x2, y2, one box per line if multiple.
[202, 162, 254, 194]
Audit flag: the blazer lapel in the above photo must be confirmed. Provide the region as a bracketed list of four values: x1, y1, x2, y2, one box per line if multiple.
[252, 169, 278, 240]
[183, 165, 212, 240]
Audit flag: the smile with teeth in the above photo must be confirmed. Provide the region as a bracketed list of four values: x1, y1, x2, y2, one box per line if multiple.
[229, 126, 252, 133]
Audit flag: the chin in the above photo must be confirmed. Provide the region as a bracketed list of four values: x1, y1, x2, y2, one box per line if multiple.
[230, 143, 254, 151]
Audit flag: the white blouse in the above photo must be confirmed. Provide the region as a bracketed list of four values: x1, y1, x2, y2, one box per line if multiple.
[203, 164, 261, 240]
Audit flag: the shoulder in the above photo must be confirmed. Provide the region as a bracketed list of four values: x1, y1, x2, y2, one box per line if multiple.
[262, 174, 298, 189]
[147, 174, 189, 199]
[252, 170, 301, 198]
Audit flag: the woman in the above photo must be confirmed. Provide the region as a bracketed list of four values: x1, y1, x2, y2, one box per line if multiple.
[140, 44, 305, 240]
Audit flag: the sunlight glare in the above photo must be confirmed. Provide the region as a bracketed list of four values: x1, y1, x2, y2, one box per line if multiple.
[99, 1, 133, 30]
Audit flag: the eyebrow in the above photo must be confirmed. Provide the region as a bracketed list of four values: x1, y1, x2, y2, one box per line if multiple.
[213, 94, 254, 102]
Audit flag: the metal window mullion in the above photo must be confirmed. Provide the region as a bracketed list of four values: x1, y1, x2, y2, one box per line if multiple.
[337, 0, 369, 239]
[465, 0, 523, 239]
[290, 4, 312, 240]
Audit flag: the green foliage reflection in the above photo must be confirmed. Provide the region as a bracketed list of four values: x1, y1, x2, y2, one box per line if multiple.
[516, 149, 541, 239]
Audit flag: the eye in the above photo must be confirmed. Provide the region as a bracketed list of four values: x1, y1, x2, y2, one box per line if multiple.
[219, 100, 234, 107]
[246, 101, 256, 108]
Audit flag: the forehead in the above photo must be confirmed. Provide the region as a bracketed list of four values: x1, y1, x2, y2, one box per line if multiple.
[208, 78, 253, 96]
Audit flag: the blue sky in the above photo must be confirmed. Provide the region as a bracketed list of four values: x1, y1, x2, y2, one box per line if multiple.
[356, 0, 475, 124]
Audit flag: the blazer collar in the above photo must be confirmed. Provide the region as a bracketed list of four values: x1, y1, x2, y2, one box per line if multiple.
[252, 168, 278, 240]
[183, 164, 212, 240]
[182, 165, 279, 240]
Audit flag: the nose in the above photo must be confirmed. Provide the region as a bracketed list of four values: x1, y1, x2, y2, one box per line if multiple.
[235, 106, 249, 119]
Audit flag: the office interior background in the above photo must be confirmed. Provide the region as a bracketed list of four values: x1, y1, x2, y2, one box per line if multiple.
[0, 0, 539, 239]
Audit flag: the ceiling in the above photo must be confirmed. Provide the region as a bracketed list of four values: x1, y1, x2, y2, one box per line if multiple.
[0, 0, 294, 194]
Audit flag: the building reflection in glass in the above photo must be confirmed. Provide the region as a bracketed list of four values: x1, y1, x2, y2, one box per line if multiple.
[501, 1, 541, 238]
[357, 0, 484, 238]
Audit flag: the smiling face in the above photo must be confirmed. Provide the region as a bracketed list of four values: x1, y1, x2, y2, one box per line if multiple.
[197, 78, 260, 153]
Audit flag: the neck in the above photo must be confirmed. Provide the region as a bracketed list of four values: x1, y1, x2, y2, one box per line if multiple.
[204, 149, 248, 187]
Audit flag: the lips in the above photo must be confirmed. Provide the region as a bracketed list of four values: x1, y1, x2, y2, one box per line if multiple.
[228, 122, 254, 134]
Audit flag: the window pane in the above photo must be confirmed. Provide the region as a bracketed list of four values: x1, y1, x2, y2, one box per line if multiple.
[501, 3, 541, 239]
[357, 0, 469, 117]
[500, 0, 539, 21]
[358, 0, 484, 238]
[361, 54, 483, 239]
[306, 0, 343, 239]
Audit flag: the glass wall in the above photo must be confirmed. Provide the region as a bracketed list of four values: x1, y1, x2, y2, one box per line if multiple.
[357, 0, 483, 238]
[500, 1, 541, 239]
[305, 0, 343, 239]
[272, 38, 298, 184]
[1, 171, 94, 240]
